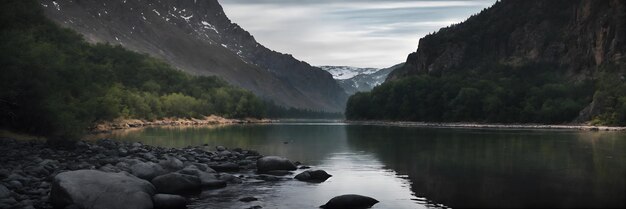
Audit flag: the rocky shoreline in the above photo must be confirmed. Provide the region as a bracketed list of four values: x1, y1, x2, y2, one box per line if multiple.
[349, 121, 626, 131]
[0, 138, 372, 209]
[91, 115, 275, 133]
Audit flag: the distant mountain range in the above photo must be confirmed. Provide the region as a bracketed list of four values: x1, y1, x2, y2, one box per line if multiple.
[320, 64, 402, 95]
[40, 0, 347, 112]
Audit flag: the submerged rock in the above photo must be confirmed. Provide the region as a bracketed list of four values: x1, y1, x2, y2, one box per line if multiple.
[239, 196, 258, 202]
[320, 194, 379, 209]
[295, 170, 332, 182]
[256, 156, 297, 173]
[153, 194, 188, 209]
[50, 170, 155, 209]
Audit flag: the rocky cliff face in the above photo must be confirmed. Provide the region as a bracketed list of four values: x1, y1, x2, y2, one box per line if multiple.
[389, 0, 626, 81]
[387, 0, 626, 121]
[40, 0, 347, 112]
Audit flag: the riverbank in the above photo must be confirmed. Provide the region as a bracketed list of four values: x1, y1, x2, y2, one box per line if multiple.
[0, 138, 315, 209]
[348, 121, 626, 131]
[91, 115, 275, 133]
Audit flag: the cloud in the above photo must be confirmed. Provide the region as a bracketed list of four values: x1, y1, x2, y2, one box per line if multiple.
[219, 0, 495, 68]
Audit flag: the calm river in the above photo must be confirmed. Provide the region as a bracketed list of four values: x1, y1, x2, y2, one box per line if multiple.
[97, 121, 626, 208]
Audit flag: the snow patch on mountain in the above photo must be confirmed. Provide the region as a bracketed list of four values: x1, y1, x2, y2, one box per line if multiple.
[318, 66, 379, 80]
[321, 63, 404, 95]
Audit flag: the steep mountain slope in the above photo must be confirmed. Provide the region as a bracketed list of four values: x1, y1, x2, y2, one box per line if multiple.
[348, 0, 626, 124]
[40, 0, 347, 112]
[332, 63, 403, 95]
[389, 0, 625, 80]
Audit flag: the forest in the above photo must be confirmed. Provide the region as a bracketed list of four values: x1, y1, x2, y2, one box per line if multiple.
[346, 62, 626, 125]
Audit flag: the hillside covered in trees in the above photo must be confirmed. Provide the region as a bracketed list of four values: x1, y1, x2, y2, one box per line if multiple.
[346, 0, 626, 125]
[0, 1, 339, 141]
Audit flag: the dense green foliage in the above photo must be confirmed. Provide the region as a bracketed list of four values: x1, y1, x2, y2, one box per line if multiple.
[589, 66, 626, 125]
[346, 63, 607, 124]
[0, 0, 268, 140]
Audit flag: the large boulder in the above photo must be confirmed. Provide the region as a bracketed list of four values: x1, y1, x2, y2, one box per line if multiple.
[50, 170, 155, 209]
[256, 156, 297, 173]
[295, 170, 332, 182]
[178, 166, 226, 189]
[153, 194, 187, 209]
[131, 162, 168, 181]
[159, 157, 184, 172]
[152, 173, 201, 195]
[320, 194, 379, 209]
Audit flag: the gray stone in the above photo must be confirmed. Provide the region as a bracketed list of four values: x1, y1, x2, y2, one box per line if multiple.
[177, 166, 226, 189]
[152, 173, 201, 195]
[0, 185, 11, 199]
[159, 157, 184, 172]
[99, 164, 122, 173]
[50, 170, 155, 209]
[131, 162, 168, 181]
[320, 194, 378, 209]
[256, 156, 297, 173]
[153, 194, 187, 209]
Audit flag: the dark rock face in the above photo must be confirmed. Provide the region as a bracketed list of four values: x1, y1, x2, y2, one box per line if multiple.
[50, 170, 155, 209]
[153, 194, 188, 209]
[390, 0, 626, 80]
[295, 170, 332, 182]
[256, 156, 297, 173]
[152, 173, 201, 195]
[40, 0, 347, 112]
[320, 194, 379, 209]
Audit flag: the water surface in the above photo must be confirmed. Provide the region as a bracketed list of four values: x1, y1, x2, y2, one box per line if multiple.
[98, 121, 626, 208]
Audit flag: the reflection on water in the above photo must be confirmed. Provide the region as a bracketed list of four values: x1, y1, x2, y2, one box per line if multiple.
[98, 122, 626, 208]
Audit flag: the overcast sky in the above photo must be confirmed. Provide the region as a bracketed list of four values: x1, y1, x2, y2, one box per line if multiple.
[219, 0, 496, 68]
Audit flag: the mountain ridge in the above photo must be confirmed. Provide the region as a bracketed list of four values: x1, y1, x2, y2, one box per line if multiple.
[40, 0, 347, 112]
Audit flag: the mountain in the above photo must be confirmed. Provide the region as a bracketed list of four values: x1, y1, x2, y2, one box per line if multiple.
[319, 66, 380, 80]
[388, 0, 625, 81]
[331, 63, 403, 95]
[347, 0, 626, 125]
[39, 0, 347, 112]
